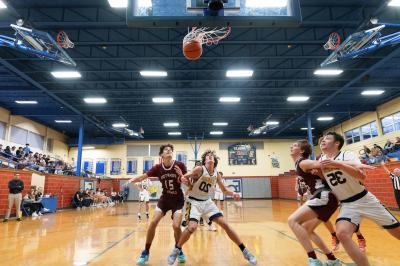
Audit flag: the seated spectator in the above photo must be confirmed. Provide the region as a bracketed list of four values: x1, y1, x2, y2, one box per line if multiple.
[73, 189, 84, 208]
[11, 146, 17, 157]
[367, 147, 386, 165]
[373, 143, 384, 152]
[81, 189, 93, 207]
[384, 139, 395, 154]
[23, 187, 45, 217]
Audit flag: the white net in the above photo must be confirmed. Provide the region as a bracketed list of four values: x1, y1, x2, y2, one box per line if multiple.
[183, 27, 231, 46]
[57, 31, 74, 49]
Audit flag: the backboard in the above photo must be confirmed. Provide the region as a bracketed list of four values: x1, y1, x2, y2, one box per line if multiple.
[127, 0, 302, 28]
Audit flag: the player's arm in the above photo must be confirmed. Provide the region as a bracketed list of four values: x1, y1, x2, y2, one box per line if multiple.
[216, 173, 240, 200]
[125, 173, 149, 186]
[380, 161, 391, 174]
[298, 159, 322, 172]
[180, 166, 202, 185]
[320, 159, 367, 181]
[295, 177, 299, 192]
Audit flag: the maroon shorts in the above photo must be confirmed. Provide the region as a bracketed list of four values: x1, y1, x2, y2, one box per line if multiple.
[306, 188, 339, 222]
[156, 194, 184, 218]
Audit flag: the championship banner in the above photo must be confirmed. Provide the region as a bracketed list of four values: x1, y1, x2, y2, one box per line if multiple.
[228, 143, 257, 165]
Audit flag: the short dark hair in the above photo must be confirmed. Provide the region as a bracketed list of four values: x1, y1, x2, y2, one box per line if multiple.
[296, 139, 312, 159]
[201, 150, 219, 168]
[159, 143, 174, 156]
[326, 132, 344, 150]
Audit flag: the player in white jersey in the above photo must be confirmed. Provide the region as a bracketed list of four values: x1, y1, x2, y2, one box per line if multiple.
[167, 150, 257, 265]
[135, 178, 152, 220]
[319, 132, 400, 266]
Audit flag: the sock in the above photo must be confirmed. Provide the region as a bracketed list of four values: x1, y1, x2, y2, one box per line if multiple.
[326, 253, 336, 260]
[142, 249, 149, 255]
[239, 243, 246, 252]
[331, 232, 337, 237]
[145, 243, 151, 252]
[357, 234, 365, 240]
[307, 251, 317, 259]
[175, 244, 182, 250]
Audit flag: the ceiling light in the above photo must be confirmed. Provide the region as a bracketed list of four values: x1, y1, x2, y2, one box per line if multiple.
[219, 97, 241, 103]
[55, 120, 72, 123]
[108, 0, 127, 8]
[168, 132, 181, 136]
[15, 100, 38, 104]
[152, 97, 174, 103]
[0, 1, 7, 8]
[226, 70, 254, 78]
[388, 0, 400, 6]
[317, 117, 334, 121]
[314, 69, 343, 76]
[164, 122, 179, 127]
[287, 96, 309, 102]
[266, 121, 279, 125]
[82, 146, 95, 150]
[213, 122, 228, 126]
[51, 71, 81, 78]
[246, 0, 287, 8]
[84, 98, 107, 104]
[361, 90, 385, 96]
[301, 127, 315, 130]
[210, 131, 223, 135]
[112, 123, 128, 128]
[140, 71, 167, 77]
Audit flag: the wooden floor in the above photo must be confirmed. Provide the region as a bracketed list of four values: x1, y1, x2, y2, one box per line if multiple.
[0, 200, 399, 266]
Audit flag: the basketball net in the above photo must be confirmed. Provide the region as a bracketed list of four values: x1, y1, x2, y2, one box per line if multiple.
[183, 27, 231, 46]
[57, 31, 74, 49]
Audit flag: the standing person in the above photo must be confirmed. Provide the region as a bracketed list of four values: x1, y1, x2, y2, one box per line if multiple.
[319, 132, 400, 266]
[135, 178, 152, 220]
[125, 144, 187, 265]
[381, 161, 400, 209]
[167, 150, 257, 265]
[23, 143, 30, 154]
[3, 173, 24, 222]
[295, 176, 310, 206]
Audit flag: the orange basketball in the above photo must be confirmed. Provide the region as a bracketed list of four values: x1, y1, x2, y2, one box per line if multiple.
[183, 40, 202, 60]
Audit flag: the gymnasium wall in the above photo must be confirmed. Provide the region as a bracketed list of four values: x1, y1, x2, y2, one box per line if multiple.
[0, 107, 70, 161]
[322, 97, 400, 157]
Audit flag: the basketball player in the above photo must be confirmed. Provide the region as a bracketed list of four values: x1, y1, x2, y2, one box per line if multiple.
[125, 144, 187, 265]
[295, 176, 310, 206]
[319, 132, 400, 266]
[288, 140, 341, 266]
[167, 150, 257, 265]
[135, 178, 152, 220]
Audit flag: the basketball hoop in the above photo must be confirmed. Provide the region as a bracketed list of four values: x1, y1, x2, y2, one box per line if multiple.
[57, 31, 74, 49]
[183, 26, 231, 47]
[323, 32, 341, 51]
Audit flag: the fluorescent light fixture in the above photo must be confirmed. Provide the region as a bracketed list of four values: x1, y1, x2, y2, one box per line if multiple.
[389, 0, 400, 6]
[287, 96, 310, 102]
[301, 127, 315, 130]
[15, 100, 38, 104]
[168, 132, 181, 136]
[112, 123, 128, 128]
[51, 71, 81, 79]
[164, 122, 179, 127]
[361, 90, 385, 96]
[219, 97, 241, 103]
[210, 131, 223, 135]
[317, 117, 334, 121]
[213, 122, 228, 126]
[55, 120, 72, 123]
[140, 71, 167, 77]
[0, 1, 7, 8]
[108, 0, 127, 8]
[246, 0, 287, 8]
[82, 146, 95, 150]
[314, 69, 343, 76]
[266, 121, 279, 125]
[226, 70, 254, 78]
[84, 97, 107, 104]
[152, 97, 174, 103]
[131, 132, 139, 137]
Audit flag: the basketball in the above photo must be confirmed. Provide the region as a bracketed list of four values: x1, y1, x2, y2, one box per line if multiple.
[183, 40, 202, 60]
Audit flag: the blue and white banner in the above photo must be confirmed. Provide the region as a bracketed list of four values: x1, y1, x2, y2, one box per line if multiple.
[224, 178, 243, 198]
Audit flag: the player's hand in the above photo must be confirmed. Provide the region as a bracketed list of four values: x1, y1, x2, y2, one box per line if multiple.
[232, 193, 241, 201]
[310, 168, 324, 178]
[320, 159, 340, 168]
[174, 165, 183, 177]
[180, 176, 190, 186]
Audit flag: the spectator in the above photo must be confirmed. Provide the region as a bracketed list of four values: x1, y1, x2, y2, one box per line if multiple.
[73, 189, 84, 208]
[23, 143, 30, 154]
[373, 144, 384, 153]
[394, 137, 400, 151]
[15, 147, 23, 157]
[11, 146, 16, 157]
[4, 146, 12, 157]
[381, 162, 400, 209]
[384, 139, 395, 154]
[23, 187, 44, 217]
[3, 173, 24, 222]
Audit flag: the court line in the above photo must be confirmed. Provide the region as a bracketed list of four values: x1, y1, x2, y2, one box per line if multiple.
[86, 230, 135, 265]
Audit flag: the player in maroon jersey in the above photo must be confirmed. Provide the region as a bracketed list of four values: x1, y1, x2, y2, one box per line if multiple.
[125, 144, 187, 265]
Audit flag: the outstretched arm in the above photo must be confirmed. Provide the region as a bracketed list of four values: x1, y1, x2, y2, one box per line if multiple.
[380, 161, 391, 174]
[125, 173, 149, 186]
[179, 166, 202, 185]
[320, 159, 367, 181]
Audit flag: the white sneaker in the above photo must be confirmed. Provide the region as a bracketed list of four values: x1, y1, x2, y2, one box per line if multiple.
[208, 224, 217, 231]
[43, 208, 50, 212]
[32, 212, 38, 217]
[38, 212, 43, 216]
[308, 258, 323, 266]
[324, 259, 341, 266]
[243, 248, 257, 265]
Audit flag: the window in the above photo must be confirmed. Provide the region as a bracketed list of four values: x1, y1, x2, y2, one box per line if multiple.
[381, 111, 400, 134]
[127, 159, 137, 175]
[110, 159, 121, 175]
[176, 152, 187, 165]
[27, 131, 44, 149]
[143, 159, 154, 174]
[344, 121, 378, 145]
[96, 159, 107, 175]
[0, 121, 5, 140]
[10, 126, 28, 145]
[83, 159, 93, 173]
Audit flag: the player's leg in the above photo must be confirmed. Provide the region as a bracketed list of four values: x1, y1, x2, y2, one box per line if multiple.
[355, 229, 366, 252]
[138, 199, 142, 219]
[324, 220, 340, 251]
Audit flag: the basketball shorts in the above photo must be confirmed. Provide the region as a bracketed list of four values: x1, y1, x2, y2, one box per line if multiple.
[214, 190, 224, 201]
[155, 194, 184, 218]
[186, 197, 222, 223]
[139, 190, 150, 202]
[337, 191, 400, 229]
[306, 188, 339, 222]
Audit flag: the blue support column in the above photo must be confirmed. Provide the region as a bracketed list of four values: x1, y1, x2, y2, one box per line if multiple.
[76, 118, 84, 176]
[307, 115, 315, 160]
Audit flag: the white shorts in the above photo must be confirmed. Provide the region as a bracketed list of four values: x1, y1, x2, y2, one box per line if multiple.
[214, 191, 224, 201]
[337, 191, 400, 229]
[186, 198, 222, 223]
[139, 190, 150, 202]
